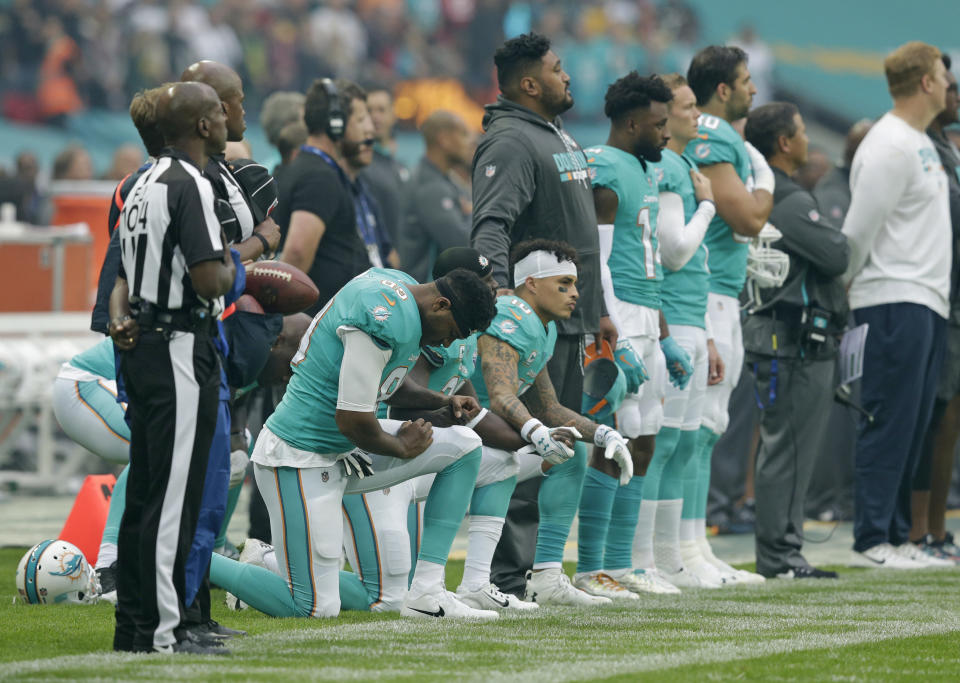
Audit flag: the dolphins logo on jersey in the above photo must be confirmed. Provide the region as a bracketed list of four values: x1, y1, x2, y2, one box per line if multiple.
[371, 305, 391, 322]
[498, 319, 517, 335]
[694, 143, 710, 159]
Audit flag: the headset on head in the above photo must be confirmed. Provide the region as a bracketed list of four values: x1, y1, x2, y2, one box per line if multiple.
[320, 78, 345, 141]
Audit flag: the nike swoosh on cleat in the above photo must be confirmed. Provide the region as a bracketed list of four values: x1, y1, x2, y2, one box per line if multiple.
[409, 606, 445, 617]
[489, 594, 509, 608]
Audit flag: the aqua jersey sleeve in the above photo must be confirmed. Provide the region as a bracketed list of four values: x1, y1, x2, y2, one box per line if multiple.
[69, 338, 117, 379]
[472, 296, 556, 406]
[687, 114, 746, 170]
[585, 146, 620, 195]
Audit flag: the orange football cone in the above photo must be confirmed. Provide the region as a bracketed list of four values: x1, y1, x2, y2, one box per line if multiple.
[58, 474, 116, 566]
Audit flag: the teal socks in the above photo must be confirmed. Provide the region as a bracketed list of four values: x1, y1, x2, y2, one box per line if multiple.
[100, 465, 128, 551]
[603, 474, 645, 572]
[470, 475, 518, 518]
[661, 428, 696, 500]
[575, 467, 618, 574]
[534, 441, 587, 568]
[418, 446, 482, 565]
[695, 426, 720, 520]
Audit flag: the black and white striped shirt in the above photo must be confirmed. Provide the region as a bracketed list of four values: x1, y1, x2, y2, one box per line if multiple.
[118, 150, 225, 314]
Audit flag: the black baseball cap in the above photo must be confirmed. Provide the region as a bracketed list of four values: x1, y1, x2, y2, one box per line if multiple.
[433, 247, 493, 280]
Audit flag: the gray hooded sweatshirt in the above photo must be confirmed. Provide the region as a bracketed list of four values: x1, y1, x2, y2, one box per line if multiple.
[471, 96, 604, 336]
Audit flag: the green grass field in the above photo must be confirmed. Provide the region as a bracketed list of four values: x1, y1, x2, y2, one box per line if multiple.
[1, 547, 960, 681]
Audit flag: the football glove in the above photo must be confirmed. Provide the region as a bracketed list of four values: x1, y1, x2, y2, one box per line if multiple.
[229, 449, 250, 488]
[341, 450, 375, 479]
[594, 425, 633, 485]
[660, 336, 693, 390]
[522, 419, 578, 465]
[614, 339, 649, 394]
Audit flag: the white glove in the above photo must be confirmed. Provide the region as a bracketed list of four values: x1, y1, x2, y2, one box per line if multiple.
[594, 425, 633, 485]
[341, 450, 374, 478]
[744, 140, 775, 194]
[522, 418, 577, 465]
[229, 449, 249, 488]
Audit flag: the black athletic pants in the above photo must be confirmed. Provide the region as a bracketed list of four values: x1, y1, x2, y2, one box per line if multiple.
[114, 330, 220, 652]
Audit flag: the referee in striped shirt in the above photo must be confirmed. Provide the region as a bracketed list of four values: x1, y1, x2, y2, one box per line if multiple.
[108, 81, 237, 656]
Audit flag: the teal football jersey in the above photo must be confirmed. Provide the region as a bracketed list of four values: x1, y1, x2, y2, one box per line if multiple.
[70, 338, 116, 378]
[424, 334, 479, 396]
[655, 149, 710, 328]
[267, 268, 422, 454]
[472, 295, 557, 407]
[586, 144, 662, 309]
[685, 115, 753, 298]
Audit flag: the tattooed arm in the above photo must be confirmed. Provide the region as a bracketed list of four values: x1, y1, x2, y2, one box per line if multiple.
[477, 334, 532, 430]
[521, 367, 600, 443]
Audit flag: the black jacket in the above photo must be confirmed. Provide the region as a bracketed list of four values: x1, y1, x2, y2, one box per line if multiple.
[744, 168, 850, 359]
[471, 97, 603, 335]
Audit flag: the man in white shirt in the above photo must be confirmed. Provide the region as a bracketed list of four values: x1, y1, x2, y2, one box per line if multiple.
[842, 41, 952, 569]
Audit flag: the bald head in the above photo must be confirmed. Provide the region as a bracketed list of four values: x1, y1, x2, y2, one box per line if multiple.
[421, 110, 465, 147]
[181, 60, 246, 141]
[181, 60, 241, 98]
[155, 82, 227, 158]
[844, 119, 873, 168]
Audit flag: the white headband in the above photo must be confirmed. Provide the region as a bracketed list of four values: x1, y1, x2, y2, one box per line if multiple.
[513, 250, 578, 288]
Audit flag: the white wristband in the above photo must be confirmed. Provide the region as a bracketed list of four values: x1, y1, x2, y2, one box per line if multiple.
[465, 408, 489, 430]
[521, 418, 544, 442]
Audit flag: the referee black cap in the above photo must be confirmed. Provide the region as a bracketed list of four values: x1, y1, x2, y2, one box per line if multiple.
[433, 247, 493, 280]
[226, 158, 279, 225]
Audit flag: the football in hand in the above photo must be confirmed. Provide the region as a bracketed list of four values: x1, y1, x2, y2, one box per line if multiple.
[244, 261, 319, 314]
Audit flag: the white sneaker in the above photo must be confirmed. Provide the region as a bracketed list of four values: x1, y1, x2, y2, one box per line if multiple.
[679, 540, 728, 586]
[524, 568, 612, 606]
[456, 583, 539, 611]
[855, 543, 925, 569]
[573, 572, 640, 601]
[617, 568, 681, 595]
[898, 543, 954, 568]
[401, 589, 499, 620]
[226, 538, 273, 610]
[697, 537, 765, 584]
[661, 565, 722, 589]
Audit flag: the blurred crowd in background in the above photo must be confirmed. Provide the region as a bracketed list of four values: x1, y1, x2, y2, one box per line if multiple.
[0, 0, 730, 123]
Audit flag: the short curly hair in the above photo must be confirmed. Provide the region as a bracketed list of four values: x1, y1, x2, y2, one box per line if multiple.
[494, 32, 551, 91]
[604, 71, 673, 122]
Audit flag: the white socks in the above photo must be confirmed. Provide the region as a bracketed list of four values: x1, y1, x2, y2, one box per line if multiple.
[653, 499, 684, 574]
[632, 499, 658, 568]
[460, 515, 505, 591]
[96, 542, 117, 570]
[410, 559, 445, 595]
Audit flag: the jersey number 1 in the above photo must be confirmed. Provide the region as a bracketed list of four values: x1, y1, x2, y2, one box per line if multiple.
[637, 207, 656, 279]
